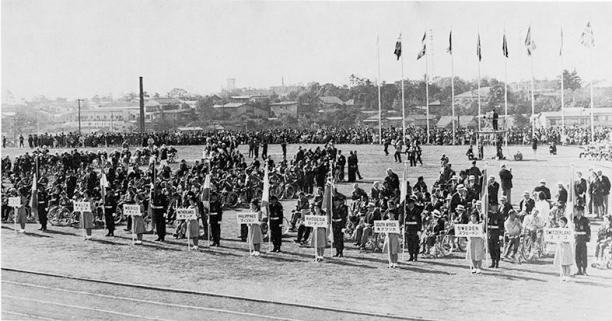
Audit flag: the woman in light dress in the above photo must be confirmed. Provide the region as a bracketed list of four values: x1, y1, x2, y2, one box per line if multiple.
[247, 200, 264, 256]
[553, 216, 574, 281]
[80, 191, 96, 240]
[186, 197, 201, 250]
[310, 204, 328, 262]
[466, 211, 485, 274]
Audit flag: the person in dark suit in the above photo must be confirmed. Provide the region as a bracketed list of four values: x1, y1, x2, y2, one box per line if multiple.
[402, 197, 422, 261]
[499, 164, 513, 204]
[573, 205, 591, 275]
[209, 192, 223, 246]
[269, 196, 284, 252]
[492, 108, 499, 130]
[331, 196, 348, 257]
[103, 188, 116, 236]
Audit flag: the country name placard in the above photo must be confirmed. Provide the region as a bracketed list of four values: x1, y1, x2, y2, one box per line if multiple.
[455, 224, 484, 238]
[304, 215, 328, 227]
[374, 220, 400, 233]
[123, 204, 142, 216]
[176, 208, 197, 220]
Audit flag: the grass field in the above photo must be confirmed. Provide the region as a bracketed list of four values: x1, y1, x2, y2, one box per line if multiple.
[2, 144, 612, 321]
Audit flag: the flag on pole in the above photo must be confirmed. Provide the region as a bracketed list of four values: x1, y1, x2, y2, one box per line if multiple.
[417, 31, 427, 60]
[560, 27, 564, 56]
[202, 174, 211, 209]
[100, 172, 109, 199]
[525, 26, 536, 56]
[400, 168, 407, 203]
[261, 166, 270, 211]
[29, 173, 38, 216]
[477, 34, 482, 61]
[502, 33, 509, 58]
[580, 22, 595, 47]
[446, 30, 452, 54]
[394, 35, 402, 60]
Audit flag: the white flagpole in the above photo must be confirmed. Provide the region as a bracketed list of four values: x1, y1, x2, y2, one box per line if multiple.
[451, 31, 456, 145]
[477, 43, 482, 152]
[560, 27, 565, 140]
[530, 53, 536, 140]
[504, 42, 508, 151]
[589, 46, 595, 143]
[425, 45, 431, 145]
[377, 35, 383, 145]
[401, 35, 406, 145]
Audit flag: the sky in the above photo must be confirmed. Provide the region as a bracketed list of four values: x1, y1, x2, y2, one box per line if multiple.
[2, 0, 612, 100]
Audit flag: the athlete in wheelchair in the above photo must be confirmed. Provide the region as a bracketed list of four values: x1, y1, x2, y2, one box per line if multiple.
[521, 208, 547, 260]
[354, 202, 383, 252]
[593, 215, 612, 269]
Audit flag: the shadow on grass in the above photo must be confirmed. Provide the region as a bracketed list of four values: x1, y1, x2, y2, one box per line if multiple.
[89, 238, 128, 246]
[43, 229, 80, 237]
[23, 232, 52, 238]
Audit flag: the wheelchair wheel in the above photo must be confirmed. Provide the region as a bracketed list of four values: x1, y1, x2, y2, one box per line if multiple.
[284, 185, 296, 200]
[441, 234, 453, 256]
[521, 237, 535, 262]
[282, 217, 291, 235]
[114, 207, 125, 225]
[456, 237, 467, 252]
[225, 192, 239, 208]
[607, 261, 612, 269]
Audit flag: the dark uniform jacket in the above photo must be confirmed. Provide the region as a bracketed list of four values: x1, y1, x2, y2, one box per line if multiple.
[487, 212, 505, 238]
[402, 205, 423, 235]
[269, 201, 284, 225]
[573, 216, 591, 243]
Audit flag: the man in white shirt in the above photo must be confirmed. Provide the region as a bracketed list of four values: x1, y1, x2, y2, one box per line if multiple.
[503, 210, 522, 259]
[522, 209, 546, 243]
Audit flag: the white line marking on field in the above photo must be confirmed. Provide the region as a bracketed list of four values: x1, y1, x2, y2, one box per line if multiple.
[3, 280, 304, 321]
[2, 310, 61, 321]
[2, 295, 176, 321]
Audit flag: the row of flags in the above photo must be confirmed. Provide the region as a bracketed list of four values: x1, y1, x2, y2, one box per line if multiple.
[393, 22, 595, 61]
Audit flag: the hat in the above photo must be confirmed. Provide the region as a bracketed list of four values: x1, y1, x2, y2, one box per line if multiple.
[523, 191, 530, 196]
[500, 163, 507, 168]
[451, 175, 459, 181]
[500, 195, 507, 201]
[468, 175, 475, 180]
[406, 197, 416, 203]
[557, 181, 564, 186]
[489, 175, 495, 179]
[432, 209, 441, 217]
[457, 184, 466, 191]
[508, 209, 517, 216]
[472, 160, 477, 165]
[367, 202, 376, 207]
[456, 205, 466, 212]
[539, 178, 546, 184]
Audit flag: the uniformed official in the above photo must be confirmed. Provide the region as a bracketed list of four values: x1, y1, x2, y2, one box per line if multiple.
[487, 208, 505, 268]
[403, 197, 422, 261]
[104, 188, 116, 236]
[573, 205, 591, 275]
[332, 195, 348, 257]
[151, 186, 168, 242]
[269, 195, 284, 252]
[37, 183, 48, 231]
[209, 192, 223, 246]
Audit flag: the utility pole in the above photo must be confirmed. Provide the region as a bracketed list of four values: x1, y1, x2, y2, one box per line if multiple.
[139, 77, 145, 133]
[77, 99, 82, 135]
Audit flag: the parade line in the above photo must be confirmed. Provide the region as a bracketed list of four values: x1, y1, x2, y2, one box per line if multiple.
[1, 267, 430, 321]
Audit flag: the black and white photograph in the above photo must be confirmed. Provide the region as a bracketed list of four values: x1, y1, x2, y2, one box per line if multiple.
[1, 0, 611, 320]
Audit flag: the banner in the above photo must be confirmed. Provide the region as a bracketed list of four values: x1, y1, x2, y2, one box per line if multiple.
[544, 228, 573, 243]
[74, 201, 91, 213]
[304, 215, 328, 227]
[455, 224, 484, 238]
[374, 220, 400, 233]
[236, 212, 259, 225]
[176, 208, 197, 220]
[123, 204, 142, 216]
[8, 197, 20, 207]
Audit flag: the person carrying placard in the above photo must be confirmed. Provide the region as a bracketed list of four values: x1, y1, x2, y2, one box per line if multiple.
[247, 199, 263, 256]
[311, 203, 328, 262]
[16, 188, 28, 233]
[132, 193, 147, 245]
[466, 211, 485, 274]
[80, 192, 95, 240]
[553, 216, 573, 282]
[186, 197, 201, 250]
[383, 200, 401, 268]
